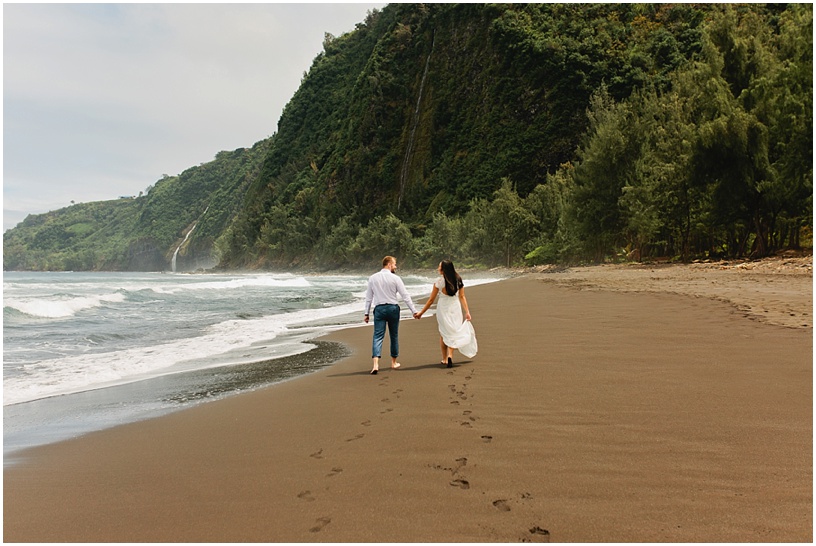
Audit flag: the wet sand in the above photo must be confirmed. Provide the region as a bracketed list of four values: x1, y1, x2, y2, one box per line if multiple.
[4, 261, 812, 542]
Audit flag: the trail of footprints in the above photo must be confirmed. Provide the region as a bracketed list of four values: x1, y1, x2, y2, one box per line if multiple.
[437, 369, 484, 495]
[442, 368, 550, 542]
[297, 375, 405, 534]
[448, 369, 481, 430]
[299, 366, 549, 540]
[378, 374, 399, 414]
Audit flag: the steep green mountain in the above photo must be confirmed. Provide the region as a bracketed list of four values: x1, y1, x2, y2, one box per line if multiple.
[219, 2, 811, 269]
[5, 3, 811, 271]
[4, 139, 270, 271]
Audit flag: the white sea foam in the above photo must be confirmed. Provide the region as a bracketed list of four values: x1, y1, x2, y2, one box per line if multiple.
[4, 293, 126, 318]
[150, 275, 311, 294]
[2, 298, 367, 406]
[3, 272, 505, 406]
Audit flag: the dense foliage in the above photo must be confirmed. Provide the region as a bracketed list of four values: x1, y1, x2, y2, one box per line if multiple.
[4, 140, 270, 271]
[220, 3, 811, 270]
[4, 4, 811, 272]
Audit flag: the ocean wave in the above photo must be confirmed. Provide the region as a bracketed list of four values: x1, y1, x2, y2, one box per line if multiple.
[3, 274, 506, 405]
[3, 293, 126, 319]
[150, 275, 312, 294]
[2, 298, 366, 406]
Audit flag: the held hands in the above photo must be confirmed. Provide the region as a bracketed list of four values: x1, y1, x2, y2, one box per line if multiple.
[367, 313, 423, 321]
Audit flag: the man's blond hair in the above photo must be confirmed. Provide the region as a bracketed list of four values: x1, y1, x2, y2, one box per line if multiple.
[382, 256, 396, 268]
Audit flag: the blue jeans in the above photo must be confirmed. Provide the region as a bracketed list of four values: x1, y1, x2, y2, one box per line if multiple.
[372, 304, 401, 358]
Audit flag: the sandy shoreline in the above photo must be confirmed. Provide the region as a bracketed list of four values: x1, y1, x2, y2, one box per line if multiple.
[3, 340, 352, 459]
[530, 252, 813, 330]
[4, 260, 812, 542]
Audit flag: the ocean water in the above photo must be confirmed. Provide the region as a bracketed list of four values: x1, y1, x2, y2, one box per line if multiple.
[4, 270, 500, 458]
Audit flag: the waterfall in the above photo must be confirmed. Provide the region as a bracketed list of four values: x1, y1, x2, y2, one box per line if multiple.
[399, 31, 435, 210]
[171, 223, 196, 273]
[171, 206, 209, 273]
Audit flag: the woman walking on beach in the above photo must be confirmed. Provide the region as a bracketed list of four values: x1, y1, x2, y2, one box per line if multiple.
[416, 260, 477, 367]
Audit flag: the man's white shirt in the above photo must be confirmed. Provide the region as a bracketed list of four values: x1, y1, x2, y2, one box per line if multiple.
[364, 268, 418, 315]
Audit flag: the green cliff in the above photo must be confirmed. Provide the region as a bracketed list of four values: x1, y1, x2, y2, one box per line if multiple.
[4, 4, 811, 271]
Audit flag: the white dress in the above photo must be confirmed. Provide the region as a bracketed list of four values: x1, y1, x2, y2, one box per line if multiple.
[434, 277, 478, 358]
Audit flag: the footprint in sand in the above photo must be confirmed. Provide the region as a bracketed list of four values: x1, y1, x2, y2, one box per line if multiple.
[327, 467, 343, 477]
[453, 457, 467, 474]
[309, 517, 332, 533]
[450, 478, 470, 489]
[361, 420, 372, 427]
[297, 490, 316, 502]
[461, 421, 473, 427]
[346, 433, 365, 442]
[310, 449, 324, 459]
[380, 407, 394, 414]
[492, 499, 511, 512]
[431, 457, 467, 476]
[528, 526, 551, 542]
[481, 435, 493, 443]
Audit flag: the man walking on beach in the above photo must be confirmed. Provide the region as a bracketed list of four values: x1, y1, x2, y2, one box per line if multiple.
[364, 256, 419, 375]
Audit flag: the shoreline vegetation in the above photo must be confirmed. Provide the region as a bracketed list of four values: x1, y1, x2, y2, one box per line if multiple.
[4, 5, 812, 274]
[4, 256, 811, 542]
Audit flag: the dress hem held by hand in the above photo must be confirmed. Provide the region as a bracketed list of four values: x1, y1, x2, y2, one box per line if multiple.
[434, 278, 477, 358]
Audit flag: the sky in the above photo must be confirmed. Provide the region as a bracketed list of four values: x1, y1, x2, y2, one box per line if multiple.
[3, 3, 386, 231]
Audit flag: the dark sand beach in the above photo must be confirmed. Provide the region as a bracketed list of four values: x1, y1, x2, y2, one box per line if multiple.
[4, 258, 812, 542]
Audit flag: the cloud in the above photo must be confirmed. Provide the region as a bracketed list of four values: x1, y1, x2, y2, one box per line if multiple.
[3, 3, 385, 231]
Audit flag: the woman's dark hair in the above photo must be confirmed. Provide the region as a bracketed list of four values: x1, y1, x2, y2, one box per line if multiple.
[440, 260, 464, 296]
